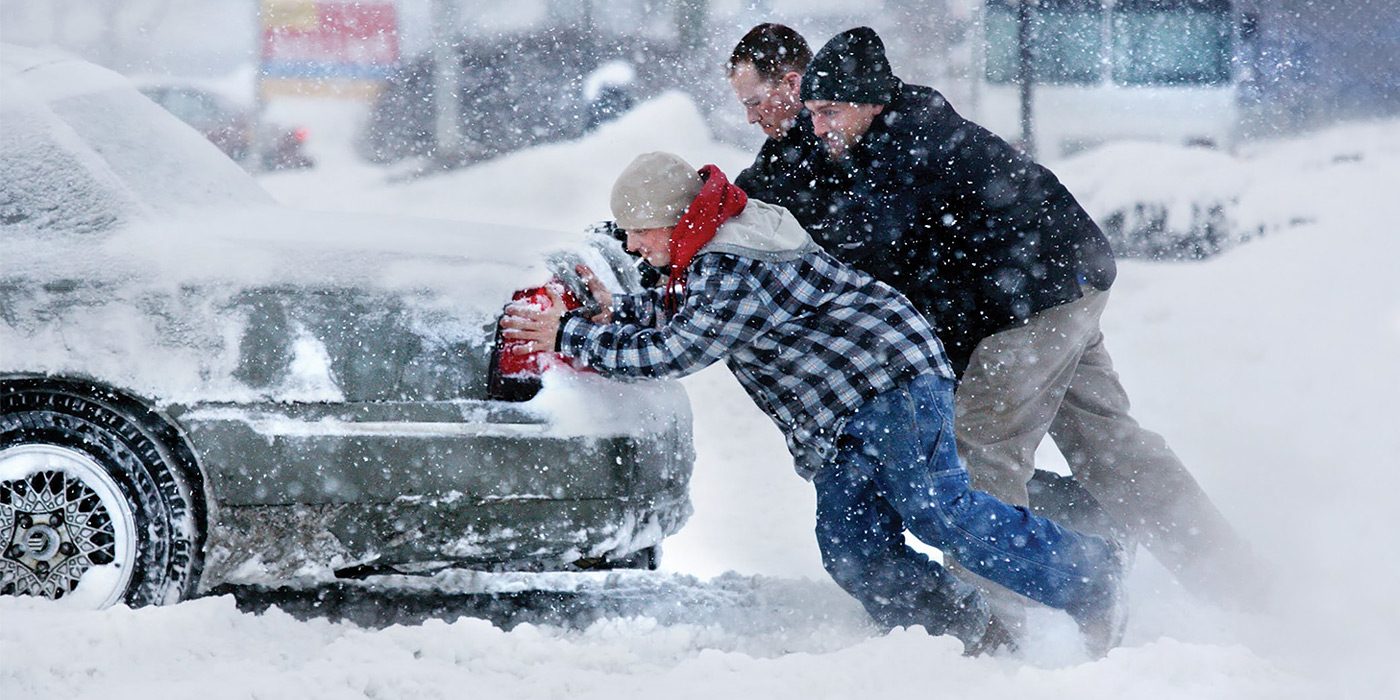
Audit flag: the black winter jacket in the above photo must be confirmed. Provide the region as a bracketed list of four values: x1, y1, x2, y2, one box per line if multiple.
[735, 111, 849, 231]
[810, 84, 1116, 375]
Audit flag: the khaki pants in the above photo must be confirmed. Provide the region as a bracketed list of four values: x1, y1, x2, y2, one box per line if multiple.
[949, 287, 1265, 626]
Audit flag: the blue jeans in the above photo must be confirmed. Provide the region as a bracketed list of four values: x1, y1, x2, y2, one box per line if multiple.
[814, 373, 1117, 639]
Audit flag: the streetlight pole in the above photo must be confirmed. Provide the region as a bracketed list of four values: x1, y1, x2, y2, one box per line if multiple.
[1016, 0, 1037, 158]
[432, 0, 463, 167]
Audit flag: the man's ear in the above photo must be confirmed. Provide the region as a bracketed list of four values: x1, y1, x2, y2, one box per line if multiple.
[780, 71, 803, 96]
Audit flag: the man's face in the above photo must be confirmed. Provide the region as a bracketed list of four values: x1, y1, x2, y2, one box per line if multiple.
[728, 62, 804, 141]
[806, 100, 885, 160]
[625, 227, 674, 267]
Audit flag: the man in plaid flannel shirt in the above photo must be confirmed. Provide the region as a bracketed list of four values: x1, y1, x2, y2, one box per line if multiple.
[501, 152, 1127, 658]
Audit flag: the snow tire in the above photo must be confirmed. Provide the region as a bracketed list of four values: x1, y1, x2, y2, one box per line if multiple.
[0, 380, 205, 607]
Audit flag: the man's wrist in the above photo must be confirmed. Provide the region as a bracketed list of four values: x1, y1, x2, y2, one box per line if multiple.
[556, 309, 587, 352]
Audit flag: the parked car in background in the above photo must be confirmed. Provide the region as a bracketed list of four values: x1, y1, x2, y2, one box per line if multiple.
[0, 45, 694, 609]
[358, 27, 685, 166]
[139, 83, 315, 171]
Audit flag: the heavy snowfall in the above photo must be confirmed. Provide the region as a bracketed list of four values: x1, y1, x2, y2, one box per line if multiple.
[3, 2, 1400, 699]
[0, 86, 1394, 700]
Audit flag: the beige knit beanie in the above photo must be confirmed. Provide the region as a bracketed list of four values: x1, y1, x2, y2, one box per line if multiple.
[610, 152, 702, 230]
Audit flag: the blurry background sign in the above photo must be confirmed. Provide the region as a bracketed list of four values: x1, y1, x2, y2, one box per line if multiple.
[260, 0, 399, 98]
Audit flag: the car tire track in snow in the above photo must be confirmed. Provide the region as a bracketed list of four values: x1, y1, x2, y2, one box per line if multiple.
[208, 570, 871, 649]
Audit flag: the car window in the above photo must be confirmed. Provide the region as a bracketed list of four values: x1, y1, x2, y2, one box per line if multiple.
[49, 88, 268, 213]
[2, 54, 271, 238]
[155, 89, 231, 129]
[1, 78, 132, 234]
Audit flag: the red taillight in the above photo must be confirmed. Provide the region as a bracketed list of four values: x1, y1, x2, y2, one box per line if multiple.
[487, 278, 583, 401]
[293, 126, 310, 142]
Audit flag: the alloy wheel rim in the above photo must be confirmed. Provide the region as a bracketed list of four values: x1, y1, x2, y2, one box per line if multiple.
[0, 444, 137, 607]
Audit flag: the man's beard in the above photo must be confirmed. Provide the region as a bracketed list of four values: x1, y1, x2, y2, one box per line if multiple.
[823, 134, 856, 162]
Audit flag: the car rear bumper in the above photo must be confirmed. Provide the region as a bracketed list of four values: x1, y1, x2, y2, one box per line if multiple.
[178, 382, 694, 585]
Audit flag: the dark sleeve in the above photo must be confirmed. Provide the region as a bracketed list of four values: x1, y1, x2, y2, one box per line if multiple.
[947, 123, 1060, 235]
[949, 124, 1117, 289]
[811, 142, 937, 289]
[737, 136, 846, 232]
[612, 289, 664, 326]
[734, 142, 774, 202]
[734, 159, 762, 198]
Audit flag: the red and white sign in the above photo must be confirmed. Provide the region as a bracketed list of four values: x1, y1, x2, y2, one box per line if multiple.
[261, 0, 399, 80]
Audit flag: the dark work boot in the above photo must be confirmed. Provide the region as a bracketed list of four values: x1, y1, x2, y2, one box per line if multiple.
[1067, 539, 1130, 659]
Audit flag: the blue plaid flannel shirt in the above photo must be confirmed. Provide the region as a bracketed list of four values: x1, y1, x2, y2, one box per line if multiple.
[558, 247, 954, 478]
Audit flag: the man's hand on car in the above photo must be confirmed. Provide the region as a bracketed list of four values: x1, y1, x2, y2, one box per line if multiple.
[575, 264, 614, 324]
[501, 287, 567, 354]
[502, 265, 614, 355]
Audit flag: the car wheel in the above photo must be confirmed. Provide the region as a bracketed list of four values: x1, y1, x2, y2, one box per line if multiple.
[0, 386, 203, 607]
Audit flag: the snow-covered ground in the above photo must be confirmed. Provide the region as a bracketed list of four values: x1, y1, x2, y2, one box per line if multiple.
[4, 93, 1398, 699]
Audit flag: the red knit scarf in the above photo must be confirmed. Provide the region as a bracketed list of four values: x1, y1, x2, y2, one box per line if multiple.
[665, 165, 748, 312]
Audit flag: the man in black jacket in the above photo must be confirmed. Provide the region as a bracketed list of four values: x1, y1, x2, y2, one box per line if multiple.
[725, 23, 847, 230]
[798, 27, 1265, 627]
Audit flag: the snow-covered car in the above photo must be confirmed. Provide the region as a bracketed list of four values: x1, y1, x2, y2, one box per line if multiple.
[0, 45, 694, 608]
[356, 27, 683, 166]
[138, 83, 315, 172]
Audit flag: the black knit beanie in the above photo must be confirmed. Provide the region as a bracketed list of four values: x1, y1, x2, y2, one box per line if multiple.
[800, 27, 900, 105]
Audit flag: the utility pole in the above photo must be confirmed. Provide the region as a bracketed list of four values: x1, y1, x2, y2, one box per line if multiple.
[1016, 0, 1037, 158]
[675, 0, 707, 53]
[432, 0, 463, 167]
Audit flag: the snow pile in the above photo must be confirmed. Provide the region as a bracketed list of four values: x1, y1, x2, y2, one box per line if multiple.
[1, 45, 269, 226]
[528, 369, 693, 441]
[258, 90, 753, 230]
[1090, 120, 1400, 697]
[1055, 143, 1257, 259]
[1053, 119, 1400, 260]
[0, 592, 1306, 700]
[583, 60, 637, 101]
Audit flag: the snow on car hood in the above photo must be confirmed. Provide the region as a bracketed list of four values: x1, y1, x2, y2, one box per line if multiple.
[4, 203, 578, 297]
[1, 201, 598, 403]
